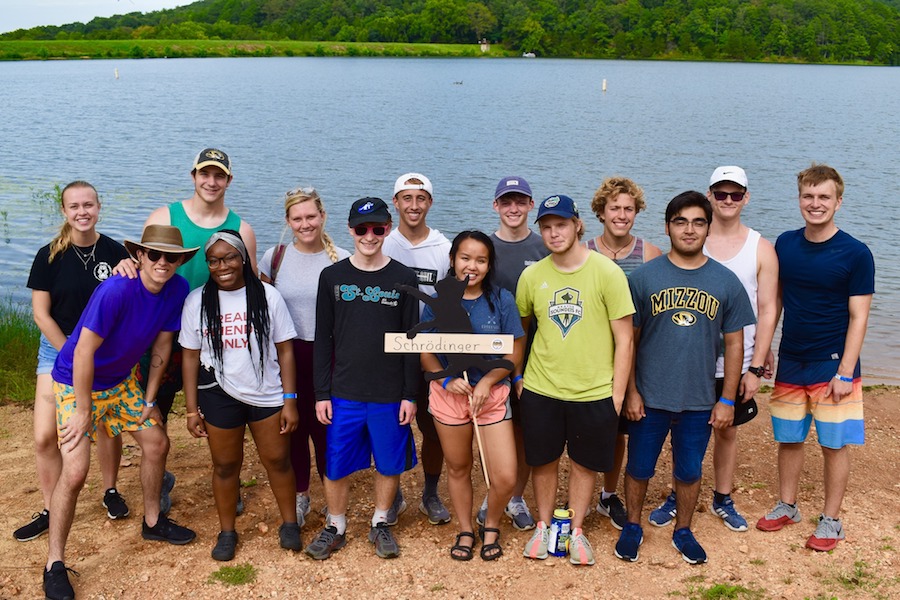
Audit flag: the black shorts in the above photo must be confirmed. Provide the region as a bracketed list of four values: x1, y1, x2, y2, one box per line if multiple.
[414, 372, 439, 442]
[715, 377, 758, 426]
[198, 367, 281, 430]
[519, 388, 618, 472]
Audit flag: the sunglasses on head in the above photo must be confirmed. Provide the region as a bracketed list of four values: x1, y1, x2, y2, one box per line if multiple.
[353, 224, 387, 237]
[145, 249, 182, 264]
[712, 190, 746, 202]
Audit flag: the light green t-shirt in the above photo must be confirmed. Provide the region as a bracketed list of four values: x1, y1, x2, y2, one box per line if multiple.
[516, 252, 634, 401]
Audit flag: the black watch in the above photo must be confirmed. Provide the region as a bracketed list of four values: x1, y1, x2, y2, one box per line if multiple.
[747, 365, 765, 377]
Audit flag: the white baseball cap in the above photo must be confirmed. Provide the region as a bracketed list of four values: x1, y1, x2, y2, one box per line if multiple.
[710, 166, 748, 188]
[393, 172, 433, 197]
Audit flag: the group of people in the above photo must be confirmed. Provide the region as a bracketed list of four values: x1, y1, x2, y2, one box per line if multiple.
[20, 148, 874, 600]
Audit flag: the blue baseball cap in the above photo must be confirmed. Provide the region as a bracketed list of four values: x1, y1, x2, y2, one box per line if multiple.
[494, 176, 532, 201]
[535, 194, 579, 221]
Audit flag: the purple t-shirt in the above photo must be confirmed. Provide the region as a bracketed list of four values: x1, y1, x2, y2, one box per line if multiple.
[52, 274, 189, 390]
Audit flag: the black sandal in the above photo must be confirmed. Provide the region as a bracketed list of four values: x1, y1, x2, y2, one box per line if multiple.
[480, 527, 502, 561]
[450, 531, 476, 561]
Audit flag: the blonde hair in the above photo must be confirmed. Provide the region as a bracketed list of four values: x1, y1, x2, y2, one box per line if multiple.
[48, 181, 98, 263]
[591, 177, 646, 221]
[284, 187, 339, 263]
[797, 163, 844, 198]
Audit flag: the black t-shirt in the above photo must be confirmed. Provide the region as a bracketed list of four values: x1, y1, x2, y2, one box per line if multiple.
[27, 234, 130, 336]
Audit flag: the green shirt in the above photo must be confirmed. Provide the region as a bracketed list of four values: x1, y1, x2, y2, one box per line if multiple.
[168, 201, 242, 290]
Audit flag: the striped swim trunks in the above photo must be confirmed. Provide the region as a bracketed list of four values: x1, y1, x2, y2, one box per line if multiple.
[770, 358, 864, 449]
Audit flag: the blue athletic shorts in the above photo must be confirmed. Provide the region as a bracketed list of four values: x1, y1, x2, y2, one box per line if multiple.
[36, 334, 59, 375]
[325, 397, 417, 480]
[771, 358, 864, 449]
[626, 407, 712, 484]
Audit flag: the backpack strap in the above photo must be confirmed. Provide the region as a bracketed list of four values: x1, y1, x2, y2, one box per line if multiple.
[270, 244, 287, 283]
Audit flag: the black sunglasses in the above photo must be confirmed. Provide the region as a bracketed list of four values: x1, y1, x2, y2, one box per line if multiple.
[145, 249, 182, 264]
[353, 225, 387, 237]
[712, 191, 746, 202]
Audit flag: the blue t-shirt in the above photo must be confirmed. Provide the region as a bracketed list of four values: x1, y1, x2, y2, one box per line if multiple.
[52, 274, 190, 390]
[629, 256, 756, 411]
[421, 287, 525, 386]
[776, 229, 875, 362]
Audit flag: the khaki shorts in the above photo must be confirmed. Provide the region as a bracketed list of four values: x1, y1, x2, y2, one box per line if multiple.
[54, 370, 157, 442]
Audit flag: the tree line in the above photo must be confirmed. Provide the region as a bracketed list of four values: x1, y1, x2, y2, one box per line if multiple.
[3, 0, 899, 65]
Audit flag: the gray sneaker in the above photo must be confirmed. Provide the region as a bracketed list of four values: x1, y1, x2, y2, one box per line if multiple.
[159, 471, 176, 515]
[368, 522, 400, 558]
[419, 495, 451, 525]
[806, 515, 845, 552]
[756, 500, 801, 532]
[296, 494, 311, 527]
[304, 526, 346, 560]
[505, 497, 536, 531]
[386, 489, 407, 526]
[476, 495, 488, 526]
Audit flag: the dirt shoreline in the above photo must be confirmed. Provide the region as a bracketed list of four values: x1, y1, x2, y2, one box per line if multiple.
[1, 388, 897, 599]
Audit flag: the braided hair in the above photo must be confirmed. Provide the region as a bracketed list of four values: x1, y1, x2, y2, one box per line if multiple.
[201, 229, 271, 385]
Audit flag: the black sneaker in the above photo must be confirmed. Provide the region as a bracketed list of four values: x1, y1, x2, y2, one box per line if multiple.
[14, 509, 50, 542]
[304, 526, 346, 560]
[142, 515, 196, 545]
[43, 561, 78, 600]
[159, 471, 176, 516]
[103, 488, 130, 520]
[279, 522, 302, 551]
[596, 493, 626, 530]
[211, 531, 238, 561]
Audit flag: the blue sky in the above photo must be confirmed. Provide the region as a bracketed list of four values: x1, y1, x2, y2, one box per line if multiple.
[2, 1, 192, 34]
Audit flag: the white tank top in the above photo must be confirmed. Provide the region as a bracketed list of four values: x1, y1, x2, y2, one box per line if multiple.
[704, 229, 760, 377]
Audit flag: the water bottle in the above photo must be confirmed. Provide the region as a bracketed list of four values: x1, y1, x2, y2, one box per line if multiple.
[548, 508, 573, 556]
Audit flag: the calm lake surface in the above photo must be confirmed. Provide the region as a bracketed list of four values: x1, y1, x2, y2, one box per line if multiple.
[0, 57, 897, 382]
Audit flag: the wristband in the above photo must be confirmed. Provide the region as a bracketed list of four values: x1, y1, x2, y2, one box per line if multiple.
[185, 412, 200, 418]
[442, 377, 454, 389]
[511, 375, 523, 384]
[145, 401, 156, 408]
[283, 392, 298, 399]
[833, 374, 853, 383]
[404, 398, 416, 404]
[718, 397, 735, 407]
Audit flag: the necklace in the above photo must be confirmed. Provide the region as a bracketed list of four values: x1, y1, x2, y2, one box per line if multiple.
[598, 235, 634, 259]
[72, 240, 98, 270]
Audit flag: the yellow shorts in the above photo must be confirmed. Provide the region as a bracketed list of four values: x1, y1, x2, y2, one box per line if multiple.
[54, 370, 157, 442]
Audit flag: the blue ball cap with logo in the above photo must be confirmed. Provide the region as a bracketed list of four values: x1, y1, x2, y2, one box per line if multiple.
[348, 197, 391, 227]
[535, 194, 579, 222]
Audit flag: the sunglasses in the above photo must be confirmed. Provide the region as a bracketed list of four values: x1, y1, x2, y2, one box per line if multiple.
[353, 224, 387, 237]
[145, 249, 182, 264]
[711, 190, 746, 202]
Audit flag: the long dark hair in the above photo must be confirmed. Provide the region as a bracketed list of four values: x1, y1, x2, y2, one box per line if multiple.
[448, 230, 498, 312]
[201, 229, 270, 384]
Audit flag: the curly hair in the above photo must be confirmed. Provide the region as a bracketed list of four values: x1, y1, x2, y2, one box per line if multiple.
[590, 177, 646, 222]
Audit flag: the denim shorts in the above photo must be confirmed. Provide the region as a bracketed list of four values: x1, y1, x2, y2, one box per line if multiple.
[36, 334, 59, 375]
[626, 407, 712, 484]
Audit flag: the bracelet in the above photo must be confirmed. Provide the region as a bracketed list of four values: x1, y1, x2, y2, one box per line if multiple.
[283, 392, 298, 399]
[442, 377, 454, 389]
[145, 401, 156, 408]
[185, 412, 200, 418]
[833, 374, 853, 383]
[718, 397, 735, 406]
[405, 398, 416, 404]
[511, 375, 523, 384]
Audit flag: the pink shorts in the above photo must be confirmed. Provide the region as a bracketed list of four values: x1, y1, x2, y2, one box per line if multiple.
[427, 380, 511, 426]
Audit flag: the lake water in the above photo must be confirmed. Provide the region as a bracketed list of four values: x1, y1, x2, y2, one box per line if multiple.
[0, 57, 897, 383]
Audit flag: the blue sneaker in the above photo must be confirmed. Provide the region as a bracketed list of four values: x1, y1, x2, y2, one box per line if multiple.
[649, 491, 676, 527]
[672, 527, 707, 564]
[614, 522, 644, 562]
[711, 496, 748, 532]
[386, 488, 407, 526]
[476, 495, 488, 527]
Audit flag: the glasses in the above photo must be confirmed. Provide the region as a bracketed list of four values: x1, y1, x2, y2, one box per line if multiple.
[711, 190, 746, 202]
[285, 186, 316, 198]
[353, 225, 387, 237]
[206, 253, 243, 268]
[668, 217, 709, 229]
[145, 250, 182, 264]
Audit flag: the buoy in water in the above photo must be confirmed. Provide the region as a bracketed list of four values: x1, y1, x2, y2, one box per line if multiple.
[115, 68, 119, 79]
[602, 78, 607, 92]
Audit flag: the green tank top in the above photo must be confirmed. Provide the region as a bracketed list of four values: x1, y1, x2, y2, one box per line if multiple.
[169, 201, 242, 290]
